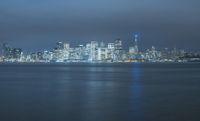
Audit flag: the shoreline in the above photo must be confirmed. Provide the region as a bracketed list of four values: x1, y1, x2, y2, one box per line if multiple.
[0, 61, 199, 65]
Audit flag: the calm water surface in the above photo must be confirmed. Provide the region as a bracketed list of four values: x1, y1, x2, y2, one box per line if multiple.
[0, 63, 200, 121]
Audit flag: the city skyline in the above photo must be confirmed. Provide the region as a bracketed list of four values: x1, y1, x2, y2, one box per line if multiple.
[1, 1, 200, 121]
[1, 35, 199, 63]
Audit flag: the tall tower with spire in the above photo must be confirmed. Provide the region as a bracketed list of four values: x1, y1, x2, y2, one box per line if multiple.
[134, 33, 139, 54]
[129, 33, 139, 59]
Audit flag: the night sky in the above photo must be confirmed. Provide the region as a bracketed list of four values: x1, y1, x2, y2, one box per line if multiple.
[0, 0, 200, 52]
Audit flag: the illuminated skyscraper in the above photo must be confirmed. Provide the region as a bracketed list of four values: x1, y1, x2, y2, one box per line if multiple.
[107, 43, 115, 60]
[133, 34, 139, 54]
[63, 42, 70, 60]
[97, 42, 108, 61]
[129, 34, 139, 59]
[114, 38, 123, 61]
[89, 41, 98, 61]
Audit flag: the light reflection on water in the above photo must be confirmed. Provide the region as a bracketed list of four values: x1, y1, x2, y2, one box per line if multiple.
[130, 63, 143, 120]
[0, 63, 200, 121]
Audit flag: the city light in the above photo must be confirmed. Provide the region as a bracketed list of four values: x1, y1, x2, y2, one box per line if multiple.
[0, 38, 200, 63]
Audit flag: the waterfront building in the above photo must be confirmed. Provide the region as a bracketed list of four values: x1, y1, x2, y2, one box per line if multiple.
[43, 51, 53, 62]
[129, 34, 139, 60]
[114, 39, 123, 61]
[97, 47, 108, 61]
[107, 43, 115, 61]
[0, 35, 198, 63]
[63, 42, 70, 60]
[89, 41, 98, 61]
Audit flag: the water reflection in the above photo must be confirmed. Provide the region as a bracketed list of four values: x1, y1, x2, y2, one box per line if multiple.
[130, 63, 143, 120]
[1, 63, 200, 121]
[83, 66, 117, 121]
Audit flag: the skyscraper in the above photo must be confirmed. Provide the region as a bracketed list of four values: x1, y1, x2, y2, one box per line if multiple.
[114, 38, 123, 61]
[89, 41, 98, 61]
[63, 42, 70, 60]
[129, 34, 139, 59]
[107, 43, 115, 61]
[133, 34, 139, 54]
[97, 42, 108, 61]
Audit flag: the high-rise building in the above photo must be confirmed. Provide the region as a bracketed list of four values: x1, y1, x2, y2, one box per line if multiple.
[43, 51, 53, 62]
[133, 34, 139, 54]
[84, 43, 91, 60]
[97, 42, 108, 61]
[63, 42, 70, 60]
[89, 41, 98, 61]
[129, 34, 139, 59]
[114, 39, 123, 61]
[107, 43, 115, 60]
